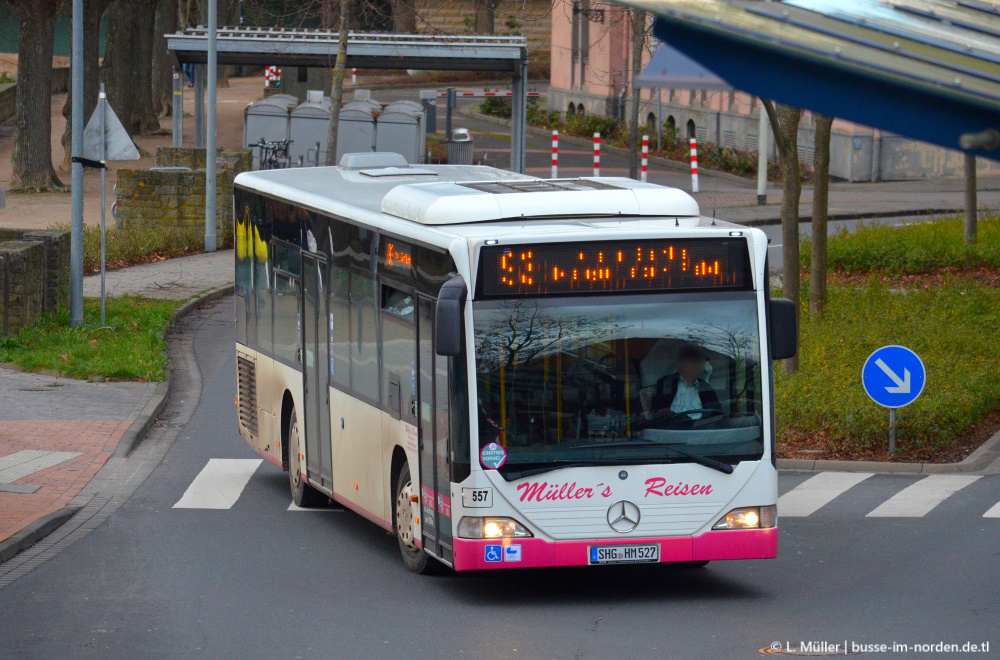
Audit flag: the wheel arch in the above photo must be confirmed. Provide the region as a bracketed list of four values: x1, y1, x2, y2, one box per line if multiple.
[280, 389, 294, 471]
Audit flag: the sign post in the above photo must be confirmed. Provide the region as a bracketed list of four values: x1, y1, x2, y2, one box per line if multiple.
[862, 345, 926, 454]
[83, 87, 139, 326]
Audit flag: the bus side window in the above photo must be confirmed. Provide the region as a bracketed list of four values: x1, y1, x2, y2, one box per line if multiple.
[329, 265, 350, 388]
[349, 273, 379, 402]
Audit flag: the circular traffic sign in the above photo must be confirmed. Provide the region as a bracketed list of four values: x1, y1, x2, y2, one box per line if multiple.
[862, 345, 926, 408]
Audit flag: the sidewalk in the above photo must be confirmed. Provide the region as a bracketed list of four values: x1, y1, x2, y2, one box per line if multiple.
[0, 250, 234, 557]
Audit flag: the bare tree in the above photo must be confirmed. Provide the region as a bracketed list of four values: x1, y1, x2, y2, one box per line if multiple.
[324, 0, 351, 166]
[152, 0, 179, 116]
[103, 0, 162, 137]
[391, 0, 415, 32]
[762, 100, 802, 374]
[5, 0, 63, 191]
[627, 9, 644, 180]
[810, 114, 832, 317]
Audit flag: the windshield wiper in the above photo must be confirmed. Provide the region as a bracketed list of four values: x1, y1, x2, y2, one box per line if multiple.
[501, 457, 654, 481]
[566, 440, 735, 475]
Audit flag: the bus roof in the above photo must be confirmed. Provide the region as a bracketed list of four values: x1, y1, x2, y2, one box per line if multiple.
[234, 160, 703, 230]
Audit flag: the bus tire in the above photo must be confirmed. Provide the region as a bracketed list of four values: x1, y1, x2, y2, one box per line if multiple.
[395, 463, 432, 574]
[288, 408, 325, 508]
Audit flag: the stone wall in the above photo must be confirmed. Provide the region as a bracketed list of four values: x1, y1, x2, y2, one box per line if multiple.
[0, 229, 69, 337]
[414, 0, 551, 52]
[115, 147, 252, 241]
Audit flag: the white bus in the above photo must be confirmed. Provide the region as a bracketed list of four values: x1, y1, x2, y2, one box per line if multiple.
[232, 153, 797, 573]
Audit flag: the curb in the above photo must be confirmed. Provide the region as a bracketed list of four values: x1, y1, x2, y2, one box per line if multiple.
[0, 505, 81, 564]
[776, 427, 1000, 474]
[0, 283, 236, 564]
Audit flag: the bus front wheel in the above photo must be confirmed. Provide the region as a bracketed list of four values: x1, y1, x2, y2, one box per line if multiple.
[395, 463, 433, 574]
[288, 408, 325, 508]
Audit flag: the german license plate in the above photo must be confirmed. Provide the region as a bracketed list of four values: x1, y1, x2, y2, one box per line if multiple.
[588, 544, 659, 565]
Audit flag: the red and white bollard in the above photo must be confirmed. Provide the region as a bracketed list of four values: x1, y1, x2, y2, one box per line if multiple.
[352, 68, 357, 85]
[593, 132, 601, 177]
[690, 137, 700, 193]
[264, 66, 282, 89]
[641, 135, 649, 183]
[551, 130, 559, 179]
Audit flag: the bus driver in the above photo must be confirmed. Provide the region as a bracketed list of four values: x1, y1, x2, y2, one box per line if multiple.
[649, 343, 722, 420]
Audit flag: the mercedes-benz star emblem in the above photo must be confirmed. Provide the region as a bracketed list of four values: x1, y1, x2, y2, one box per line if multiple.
[607, 500, 640, 533]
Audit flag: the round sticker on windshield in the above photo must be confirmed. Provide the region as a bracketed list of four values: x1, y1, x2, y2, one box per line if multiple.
[480, 442, 507, 470]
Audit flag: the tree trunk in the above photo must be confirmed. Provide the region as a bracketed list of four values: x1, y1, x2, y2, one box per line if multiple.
[809, 114, 832, 317]
[763, 100, 802, 374]
[627, 9, 644, 180]
[325, 0, 351, 166]
[965, 153, 977, 245]
[60, 0, 111, 172]
[392, 0, 416, 32]
[152, 0, 178, 116]
[104, 0, 161, 137]
[9, 0, 63, 191]
[474, 0, 500, 34]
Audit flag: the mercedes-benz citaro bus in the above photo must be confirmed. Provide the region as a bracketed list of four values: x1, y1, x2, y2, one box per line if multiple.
[232, 152, 797, 574]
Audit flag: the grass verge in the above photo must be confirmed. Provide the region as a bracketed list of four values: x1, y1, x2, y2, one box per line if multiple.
[782, 215, 1000, 461]
[0, 296, 181, 381]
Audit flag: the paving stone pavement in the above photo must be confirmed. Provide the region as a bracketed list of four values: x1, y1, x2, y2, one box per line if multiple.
[83, 249, 234, 300]
[1, 251, 233, 549]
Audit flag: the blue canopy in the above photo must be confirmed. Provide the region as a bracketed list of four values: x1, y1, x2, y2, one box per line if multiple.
[617, 0, 1000, 159]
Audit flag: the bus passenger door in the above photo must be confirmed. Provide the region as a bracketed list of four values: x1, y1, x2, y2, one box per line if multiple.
[302, 253, 333, 492]
[417, 296, 453, 563]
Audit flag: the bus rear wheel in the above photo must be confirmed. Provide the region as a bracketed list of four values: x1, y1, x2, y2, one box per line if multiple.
[395, 463, 433, 574]
[288, 409, 325, 508]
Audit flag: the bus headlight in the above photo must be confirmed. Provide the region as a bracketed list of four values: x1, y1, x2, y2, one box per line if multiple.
[712, 505, 776, 530]
[457, 517, 534, 539]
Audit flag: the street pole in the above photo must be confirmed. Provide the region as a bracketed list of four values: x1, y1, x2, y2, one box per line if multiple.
[205, 0, 218, 252]
[964, 152, 977, 245]
[172, 69, 183, 147]
[888, 408, 897, 455]
[757, 102, 768, 205]
[99, 84, 107, 327]
[194, 65, 205, 149]
[70, 0, 85, 327]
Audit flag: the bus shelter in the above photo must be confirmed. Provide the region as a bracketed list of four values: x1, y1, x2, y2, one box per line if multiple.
[167, 28, 531, 172]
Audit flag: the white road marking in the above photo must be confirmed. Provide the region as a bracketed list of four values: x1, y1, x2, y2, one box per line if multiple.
[0, 450, 84, 483]
[983, 501, 1000, 518]
[778, 472, 874, 517]
[866, 475, 981, 518]
[767, 243, 783, 249]
[288, 501, 342, 511]
[172, 459, 262, 509]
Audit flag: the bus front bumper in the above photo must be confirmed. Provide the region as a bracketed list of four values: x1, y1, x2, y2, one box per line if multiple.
[451, 527, 777, 571]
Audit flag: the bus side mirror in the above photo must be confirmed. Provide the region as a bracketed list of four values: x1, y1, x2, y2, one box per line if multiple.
[769, 298, 798, 361]
[436, 275, 467, 357]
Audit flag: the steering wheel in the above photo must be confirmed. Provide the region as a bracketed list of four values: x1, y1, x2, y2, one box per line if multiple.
[674, 408, 725, 420]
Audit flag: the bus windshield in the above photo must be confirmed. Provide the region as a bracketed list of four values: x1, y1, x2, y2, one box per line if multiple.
[473, 293, 764, 479]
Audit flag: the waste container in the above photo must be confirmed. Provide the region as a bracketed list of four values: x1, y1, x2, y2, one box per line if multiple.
[289, 101, 330, 166]
[447, 128, 473, 165]
[377, 102, 425, 164]
[419, 90, 437, 134]
[244, 95, 295, 169]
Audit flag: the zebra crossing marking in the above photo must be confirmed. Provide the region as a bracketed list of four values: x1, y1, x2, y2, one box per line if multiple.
[778, 472, 874, 517]
[172, 459, 262, 509]
[866, 474, 981, 518]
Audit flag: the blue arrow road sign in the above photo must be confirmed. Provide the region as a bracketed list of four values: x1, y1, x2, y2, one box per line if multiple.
[862, 345, 926, 408]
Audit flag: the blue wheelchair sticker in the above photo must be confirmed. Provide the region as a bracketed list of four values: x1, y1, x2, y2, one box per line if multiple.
[485, 545, 502, 563]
